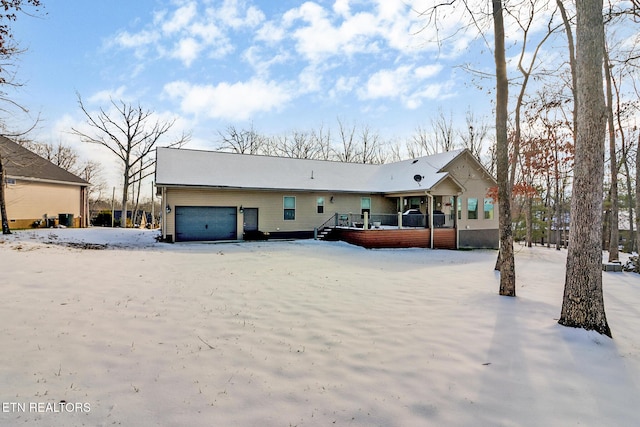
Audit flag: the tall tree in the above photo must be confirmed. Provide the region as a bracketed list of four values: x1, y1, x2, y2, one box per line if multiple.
[493, 0, 516, 296]
[72, 95, 190, 228]
[604, 48, 619, 261]
[559, 0, 611, 337]
[0, 0, 44, 234]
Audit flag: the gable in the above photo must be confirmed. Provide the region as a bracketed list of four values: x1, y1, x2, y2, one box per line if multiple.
[0, 136, 88, 186]
[441, 151, 496, 190]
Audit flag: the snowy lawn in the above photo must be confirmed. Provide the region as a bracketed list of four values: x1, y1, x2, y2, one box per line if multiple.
[0, 228, 639, 427]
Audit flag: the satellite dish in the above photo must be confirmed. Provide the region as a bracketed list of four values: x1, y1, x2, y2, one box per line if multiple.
[413, 174, 422, 183]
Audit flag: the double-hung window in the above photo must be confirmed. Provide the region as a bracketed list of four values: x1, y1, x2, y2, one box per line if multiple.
[361, 197, 371, 216]
[467, 197, 478, 220]
[284, 196, 296, 220]
[484, 198, 494, 220]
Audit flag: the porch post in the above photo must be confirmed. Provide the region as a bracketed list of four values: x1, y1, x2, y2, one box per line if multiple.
[427, 192, 434, 249]
[455, 194, 460, 249]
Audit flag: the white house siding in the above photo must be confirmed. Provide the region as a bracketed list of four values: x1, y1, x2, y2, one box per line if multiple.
[5, 180, 84, 228]
[162, 187, 395, 241]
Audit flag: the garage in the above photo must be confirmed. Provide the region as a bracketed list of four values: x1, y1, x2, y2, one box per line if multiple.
[175, 206, 237, 242]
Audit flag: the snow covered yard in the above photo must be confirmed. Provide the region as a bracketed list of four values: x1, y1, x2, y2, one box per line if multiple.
[0, 228, 639, 427]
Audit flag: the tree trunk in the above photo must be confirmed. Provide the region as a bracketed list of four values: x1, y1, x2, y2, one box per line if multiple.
[0, 154, 11, 234]
[604, 49, 619, 261]
[493, 0, 516, 296]
[559, 0, 611, 337]
[525, 194, 532, 247]
[636, 131, 640, 254]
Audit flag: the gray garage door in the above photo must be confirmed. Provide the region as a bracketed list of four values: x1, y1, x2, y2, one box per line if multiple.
[175, 206, 237, 242]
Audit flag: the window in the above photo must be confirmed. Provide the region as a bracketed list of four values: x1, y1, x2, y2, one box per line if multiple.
[317, 197, 324, 214]
[361, 197, 371, 216]
[5, 178, 16, 185]
[284, 196, 296, 220]
[484, 198, 494, 220]
[457, 197, 462, 220]
[467, 197, 478, 220]
[409, 197, 421, 210]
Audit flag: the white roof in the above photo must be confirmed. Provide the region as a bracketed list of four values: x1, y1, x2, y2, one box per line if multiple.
[155, 147, 467, 194]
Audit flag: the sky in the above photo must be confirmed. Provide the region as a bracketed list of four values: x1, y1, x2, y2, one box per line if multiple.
[8, 0, 538, 194]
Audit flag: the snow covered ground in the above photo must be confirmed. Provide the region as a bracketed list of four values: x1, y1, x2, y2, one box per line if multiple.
[0, 228, 639, 427]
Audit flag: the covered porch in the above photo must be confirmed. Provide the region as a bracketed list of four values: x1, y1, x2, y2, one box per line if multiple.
[318, 193, 460, 249]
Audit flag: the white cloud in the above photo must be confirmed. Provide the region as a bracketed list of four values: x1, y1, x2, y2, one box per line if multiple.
[87, 86, 129, 104]
[333, 0, 351, 17]
[218, 0, 265, 29]
[171, 37, 202, 67]
[163, 78, 293, 121]
[360, 66, 414, 99]
[358, 64, 449, 108]
[255, 20, 286, 44]
[162, 2, 197, 34]
[243, 46, 290, 76]
[110, 0, 264, 67]
[329, 76, 359, 98]
[113, 29, 160, 49]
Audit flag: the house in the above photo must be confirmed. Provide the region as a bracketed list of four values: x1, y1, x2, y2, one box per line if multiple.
[0, 136, 89, 228]
[155, 147, 498, 249]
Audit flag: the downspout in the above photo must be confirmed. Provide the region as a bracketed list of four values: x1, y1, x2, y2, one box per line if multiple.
[426, 192, 434, 249]
[456, 192, 462, 249]
[161, 186, 167, 240]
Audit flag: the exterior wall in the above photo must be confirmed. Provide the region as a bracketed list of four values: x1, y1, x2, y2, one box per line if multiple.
[162, 187, 396, 241]
[444, 154, 499, 240]
[5, 180, 85, 228]
[459, 229, 500, 249]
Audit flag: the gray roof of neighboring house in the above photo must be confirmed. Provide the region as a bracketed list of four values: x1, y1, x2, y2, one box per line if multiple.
[155, 147, 480, 194]
[0, 136, 89, 186]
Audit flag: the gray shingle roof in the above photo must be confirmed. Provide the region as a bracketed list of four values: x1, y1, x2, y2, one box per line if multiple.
[0, 136, 88, 186]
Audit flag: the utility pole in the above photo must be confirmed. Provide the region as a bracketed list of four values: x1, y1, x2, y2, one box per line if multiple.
[111, 186, 115, 228]
[151, 181, 155, 229]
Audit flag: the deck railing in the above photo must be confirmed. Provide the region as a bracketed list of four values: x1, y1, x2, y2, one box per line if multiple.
[330, 212, 450, 229]
[335, 213, 428, 228]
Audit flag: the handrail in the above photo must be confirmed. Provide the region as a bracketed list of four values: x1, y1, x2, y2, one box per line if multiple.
[316, 213, 338, 231]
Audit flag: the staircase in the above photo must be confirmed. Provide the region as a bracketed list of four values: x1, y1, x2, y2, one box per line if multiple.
[317, 226, 335, 241]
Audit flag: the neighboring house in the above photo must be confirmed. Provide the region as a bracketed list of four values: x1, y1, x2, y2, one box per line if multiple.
[155, 147, 499, 248]
[0, 136, 89, 228]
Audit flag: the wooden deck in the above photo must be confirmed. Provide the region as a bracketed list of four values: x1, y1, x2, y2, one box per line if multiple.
[332, 227, 456, 249]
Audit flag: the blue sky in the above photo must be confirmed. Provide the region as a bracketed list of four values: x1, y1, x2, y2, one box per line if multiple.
[10, 0, 505, 190]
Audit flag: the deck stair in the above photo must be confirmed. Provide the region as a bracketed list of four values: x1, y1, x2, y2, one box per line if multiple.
[317, 226, 335, 240]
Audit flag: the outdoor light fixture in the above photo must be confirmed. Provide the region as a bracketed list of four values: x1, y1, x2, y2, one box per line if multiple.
[166, 205, 171, 214]
[239, 205, 244, 213]
[330, 196, 334, 203]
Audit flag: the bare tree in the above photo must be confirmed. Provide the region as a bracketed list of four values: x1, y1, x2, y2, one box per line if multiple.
[218, 123, 264, 154]
[0, 0, 44, 234]
[604, 48, 619, 261]
[431, 109, 455, 152]
[71, 94, 190, 228]
[19, 140, 79, 172]
[407, 125, 436, 158]
[335, 117, 358, 163]
[493, 0, 516, 296]
[459, 109, 490, 160]
[359, 124, 385, 164]
[310, 123, 332, 160]
[559, 0, 611, 337]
